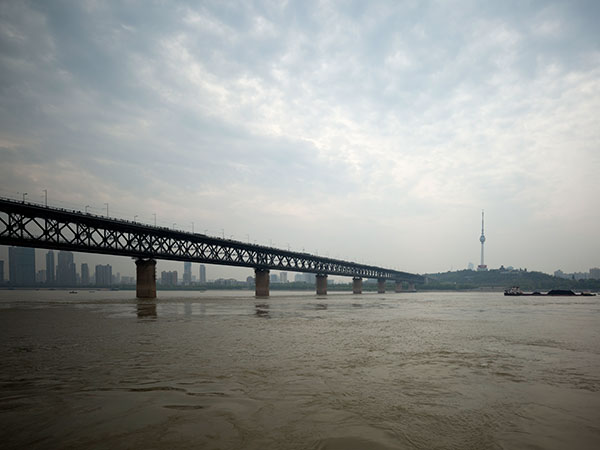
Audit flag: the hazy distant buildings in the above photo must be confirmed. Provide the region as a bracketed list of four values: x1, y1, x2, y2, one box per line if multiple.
[46, 250, 55, 285]
[183, 261, 192, 285]
[81, 263, 90, 285]
[161, 271, 178, 286]
[57, 251, 76, 286]
[270, 273, 280, 283]
[294, 272, 316, 283]
[9, 246, 35, 286]
[36, 269, 46, 283]
[280, 272, 288, 283]
[554, 268, 600, 281]
[95, 264, 112, 287]
[121, 276, 135, 285]
[199, 264, 206, 284]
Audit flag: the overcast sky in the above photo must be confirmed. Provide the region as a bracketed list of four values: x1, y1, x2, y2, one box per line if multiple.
[1, 0, 599, 279]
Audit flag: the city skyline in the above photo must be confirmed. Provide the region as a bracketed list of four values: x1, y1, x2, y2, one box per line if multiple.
[1, 2, 599, 275]
[1, 244, 598, 286]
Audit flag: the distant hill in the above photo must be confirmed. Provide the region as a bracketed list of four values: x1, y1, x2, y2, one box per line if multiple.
[423, 269, 599, 292]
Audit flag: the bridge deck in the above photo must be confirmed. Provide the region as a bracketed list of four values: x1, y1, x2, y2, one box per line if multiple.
[0, 198, 423, 282]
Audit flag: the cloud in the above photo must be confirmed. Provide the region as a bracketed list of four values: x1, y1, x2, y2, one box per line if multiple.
[1, 0, 599, 275]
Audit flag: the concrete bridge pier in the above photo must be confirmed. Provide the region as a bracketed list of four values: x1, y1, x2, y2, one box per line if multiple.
[136, 258, 156, 299]
[408, 282, 416, 292]
[316, 274, 328, 295]
[255, 268, 270, 297]
[352, 277, 363, 294]
[377, 278, 386, 294]
[395, 281, 403, 293]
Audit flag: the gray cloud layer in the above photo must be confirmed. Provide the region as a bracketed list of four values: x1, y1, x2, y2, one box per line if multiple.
[1, 0, 599, 275]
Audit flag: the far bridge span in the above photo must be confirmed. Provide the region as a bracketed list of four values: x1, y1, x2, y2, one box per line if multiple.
[0, 197, 423, 297]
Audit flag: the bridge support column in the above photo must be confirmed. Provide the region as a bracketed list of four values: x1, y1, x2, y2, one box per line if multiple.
[352, 277, 363, 294]
[316, 274, 327, 296]
[395, 281, 403, 293]
[377, 278, 386, 294]
[136, 258, 156, 299]
[255, 268, 270, 297]
[408, 282, 416, 292]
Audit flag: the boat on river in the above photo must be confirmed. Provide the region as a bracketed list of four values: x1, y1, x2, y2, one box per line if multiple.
[504, 287, 596, 296]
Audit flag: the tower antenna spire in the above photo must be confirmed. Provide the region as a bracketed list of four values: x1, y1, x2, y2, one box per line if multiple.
[477, 210, 487, 271]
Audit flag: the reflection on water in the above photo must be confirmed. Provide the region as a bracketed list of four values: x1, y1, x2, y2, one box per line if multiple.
[0, 290, 599, 450]
[136, 301, 157, 319]
[255, 303, 270, 318]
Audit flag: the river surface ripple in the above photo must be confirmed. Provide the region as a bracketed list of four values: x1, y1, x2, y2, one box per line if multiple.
[1, 290, 599, 449]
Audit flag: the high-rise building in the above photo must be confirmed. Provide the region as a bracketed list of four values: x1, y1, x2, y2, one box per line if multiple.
[9, 246, 35, 286]
[590, 268, 600, 280]
[161, 271, 178, 286]
[477, 210, 488, 271]
[95, 264, 112, 287]
[270, 273, 280, 283]
[183, 261, 192, 285]
[0, 260, 4, 284]
[81, 263, 90, 285]
[46, 250, 55, 285]
[57, 251, 76, 286]
[199, 264, 206, 283]
[36, 270, 47, 283]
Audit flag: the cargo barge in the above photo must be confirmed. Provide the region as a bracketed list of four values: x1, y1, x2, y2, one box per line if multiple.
[504, 287, 596, 296]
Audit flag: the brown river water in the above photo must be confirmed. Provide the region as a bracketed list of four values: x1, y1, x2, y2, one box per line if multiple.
[1, 290, 599, 449]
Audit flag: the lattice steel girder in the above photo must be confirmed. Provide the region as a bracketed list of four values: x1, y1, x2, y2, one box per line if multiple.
[0, 198, 423, 282]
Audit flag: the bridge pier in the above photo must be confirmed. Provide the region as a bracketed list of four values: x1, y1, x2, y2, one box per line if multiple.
[408, 282, 416, 292]
[377, 278, 386, 294]
[136, 258, 156, 299]
[352, 277, 363, 294]
[316, 274, 327, 295]
[395, 281, 403, 293]
[255, 268, 270, 297]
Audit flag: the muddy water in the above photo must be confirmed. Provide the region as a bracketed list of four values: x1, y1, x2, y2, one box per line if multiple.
[1, 290, 599, 449]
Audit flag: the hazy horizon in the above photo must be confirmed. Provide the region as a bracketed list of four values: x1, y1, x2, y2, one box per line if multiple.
[1, 1, 599, 278]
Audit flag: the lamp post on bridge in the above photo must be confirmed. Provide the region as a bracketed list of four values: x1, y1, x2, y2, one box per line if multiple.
[104, 203, 109, 218]
[43, 189, 47, 207]
[22, 193, 27, 203]
[153, 213, 156, 226]
[85, 205, 90, 214]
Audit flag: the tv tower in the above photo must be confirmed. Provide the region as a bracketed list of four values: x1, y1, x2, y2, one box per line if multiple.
[477, 210, 488, 271]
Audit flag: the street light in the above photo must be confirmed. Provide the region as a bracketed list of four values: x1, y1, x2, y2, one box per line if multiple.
[134, 215, 138, 222]
[173, 223, 176, 230]
[153, 213, 156, 226]
[192, 222, 194, 233]
[22, 192, 27, 202]
[43, 189, 47, 207]
[85, 205, 90, 214]
[104, 203, 109, 217]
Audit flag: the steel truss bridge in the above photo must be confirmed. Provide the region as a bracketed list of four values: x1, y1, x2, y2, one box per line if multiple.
[0, 197, 423, 283]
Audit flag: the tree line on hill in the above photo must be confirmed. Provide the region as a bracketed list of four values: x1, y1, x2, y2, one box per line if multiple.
[423, 269, 600, 291]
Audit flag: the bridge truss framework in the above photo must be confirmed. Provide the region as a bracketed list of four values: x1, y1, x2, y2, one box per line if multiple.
[0, 198, 423, 292]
